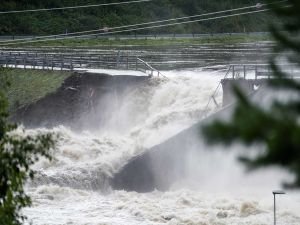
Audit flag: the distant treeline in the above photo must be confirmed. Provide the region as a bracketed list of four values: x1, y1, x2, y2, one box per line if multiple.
[0, 0, 273, 35]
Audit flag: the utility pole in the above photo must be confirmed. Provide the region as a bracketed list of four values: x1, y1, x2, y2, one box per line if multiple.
[272, 190, 286, 225]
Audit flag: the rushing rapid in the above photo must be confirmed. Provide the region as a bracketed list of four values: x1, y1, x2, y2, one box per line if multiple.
[22, 68, 300, 225]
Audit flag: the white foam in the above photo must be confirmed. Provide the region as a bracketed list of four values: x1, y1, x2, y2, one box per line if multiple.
[24, 188, 300, 225]
[22, 69, 222, 189]
[83, 68, 148, 76]
[20, 68, 300, 224]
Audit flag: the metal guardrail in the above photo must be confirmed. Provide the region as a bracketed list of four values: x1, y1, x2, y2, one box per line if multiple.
[136, 57, 167, 78]
[0, 51, 141, 71]
[203, 63, 300, 118]
[203, 66, 232, 117]
[0, 50, 168, 79]
[228, 64, 300, 80]
[204, 64, 300, 117]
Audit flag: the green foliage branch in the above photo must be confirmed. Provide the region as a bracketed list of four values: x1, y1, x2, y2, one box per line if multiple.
[0, 67, 55, 225]
[0, 0, 271, 35]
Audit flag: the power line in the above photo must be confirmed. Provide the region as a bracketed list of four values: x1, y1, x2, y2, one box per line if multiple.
[0, 3, 262, 43]
[73, 9, 273, 37]
[0, 7, 274, 46]
[0, 0, 152, 14]
[0, 1, 284, 44]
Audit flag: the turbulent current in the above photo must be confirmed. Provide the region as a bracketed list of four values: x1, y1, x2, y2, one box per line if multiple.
[22, 69, 300, 225]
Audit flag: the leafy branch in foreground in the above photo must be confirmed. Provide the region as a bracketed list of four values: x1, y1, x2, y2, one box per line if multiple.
[202, 0, 300, 188]
[0, 68, 55, 225]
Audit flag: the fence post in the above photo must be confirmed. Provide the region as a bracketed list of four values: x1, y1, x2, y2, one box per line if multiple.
[26, 53, 28, 67]
[116, 50, 120, 68]
[232, 65, 235, 79]
[14, 56, 17, 68]
[61, 55, 64, 71]
[60, 58, 65, 70]
[33, 55, 36, 69]
[127, 53, 129, 69]
[42, 55, 45, 70]
[243, 65, 246, 79]
[23, 56, 26, 69]
[136, 57, 138, 70]
[255, 65, 258, 80]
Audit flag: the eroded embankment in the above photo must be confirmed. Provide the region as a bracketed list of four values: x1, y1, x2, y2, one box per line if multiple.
[12, 72, 149, 129]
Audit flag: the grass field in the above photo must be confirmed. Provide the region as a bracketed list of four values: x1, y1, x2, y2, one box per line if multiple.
[15, 33, 273, 48]
[1, 68, 71, 112]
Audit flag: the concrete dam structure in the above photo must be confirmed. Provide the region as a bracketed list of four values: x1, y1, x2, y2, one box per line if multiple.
[221, 78, 268, 106]
[13, 70, 271, 192]
[110, 77, 252, 193]
[110, 72, 277, 192]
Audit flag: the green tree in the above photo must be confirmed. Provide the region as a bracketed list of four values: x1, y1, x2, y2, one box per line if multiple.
[202, 0, 300, 188]
[0, 0, 271, 35]
[0, 69, 55, 225]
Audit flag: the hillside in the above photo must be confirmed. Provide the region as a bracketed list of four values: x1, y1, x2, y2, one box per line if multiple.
[0, 0, 273, 35]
